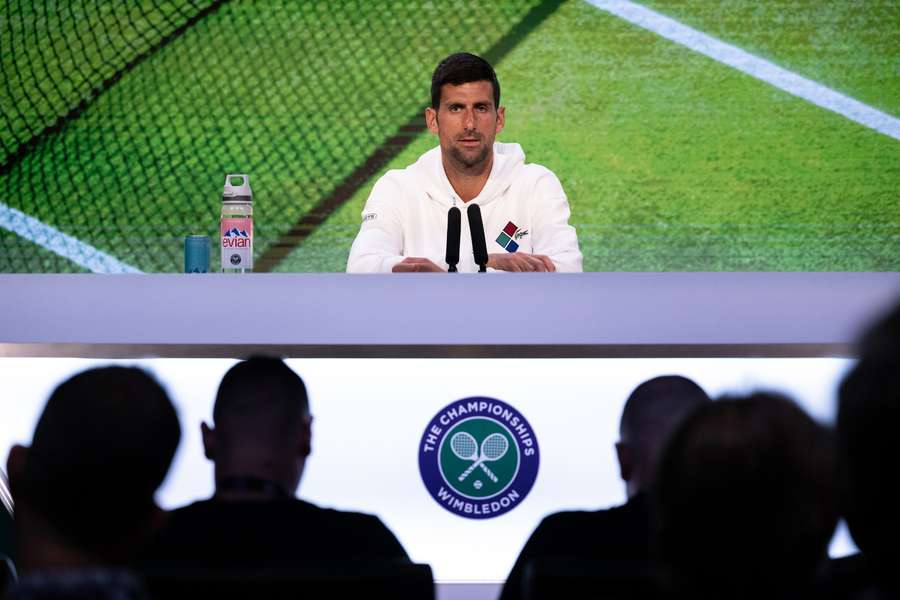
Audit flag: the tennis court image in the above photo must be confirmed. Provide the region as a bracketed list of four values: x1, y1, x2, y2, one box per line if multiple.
[2, 0, 898, 273]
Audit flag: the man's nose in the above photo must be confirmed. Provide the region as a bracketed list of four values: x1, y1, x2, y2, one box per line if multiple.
[464, 109, 475, 129]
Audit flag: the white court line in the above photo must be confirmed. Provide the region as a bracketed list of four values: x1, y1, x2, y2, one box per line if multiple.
[586, 0, 900, 141]
[0, 202, 141, 273]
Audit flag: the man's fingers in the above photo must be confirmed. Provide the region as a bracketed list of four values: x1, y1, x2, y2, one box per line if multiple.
[520, 254, 548, 272]
[395, 253, 552, 273]
[536, 254, 556, 272]
[392, 257, 444, 272]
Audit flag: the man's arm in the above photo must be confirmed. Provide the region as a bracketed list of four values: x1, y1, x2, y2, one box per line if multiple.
[529, 170, 583, 273]
[346, 178, 407, 273]
[346, 177, 445, 273]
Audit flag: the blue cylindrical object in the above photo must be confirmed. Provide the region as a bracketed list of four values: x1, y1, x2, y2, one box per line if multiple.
[184, 235, 210, 273]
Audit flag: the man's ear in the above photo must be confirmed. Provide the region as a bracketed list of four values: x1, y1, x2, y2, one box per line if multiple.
[615, 441, 633, 483]
[200, 422, 216, 461]
[7, 444, 29, 501]
[425, 107, 439, 135]
[495, 105, 505, 135]
[299, 415, 313, 458]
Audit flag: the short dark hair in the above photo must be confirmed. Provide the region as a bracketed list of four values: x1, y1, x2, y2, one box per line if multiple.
[214, 356, 309, 446]
[24, 366, 180, 556]
[837, 299, 900, 582]
[657, 392, 837, 596]
[430, 52, 500, 110]
[619, 375, 709, 442]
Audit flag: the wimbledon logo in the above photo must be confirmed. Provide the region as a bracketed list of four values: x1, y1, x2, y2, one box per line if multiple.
[419, 397, 539, 519]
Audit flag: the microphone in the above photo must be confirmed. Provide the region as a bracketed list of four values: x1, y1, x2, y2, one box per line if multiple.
[445, 207, 461, 273]
[467, 204, 488, 273]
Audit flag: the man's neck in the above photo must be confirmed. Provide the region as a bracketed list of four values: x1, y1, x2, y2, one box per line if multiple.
[443, 152, 494, 203]
[214, 475, 292, 501]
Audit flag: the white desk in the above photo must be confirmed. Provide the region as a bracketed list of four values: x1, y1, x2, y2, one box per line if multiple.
[2, 272, 898, 356]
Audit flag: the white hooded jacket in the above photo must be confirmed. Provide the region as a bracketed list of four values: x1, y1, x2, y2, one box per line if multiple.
[346, 142, 582, 273]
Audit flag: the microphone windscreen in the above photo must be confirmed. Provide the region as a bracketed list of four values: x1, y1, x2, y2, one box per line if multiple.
[467, 204, 488, 267]
[446, 206, 461, 267]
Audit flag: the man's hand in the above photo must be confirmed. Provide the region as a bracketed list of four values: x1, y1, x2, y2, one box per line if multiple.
[392, 257, 445, 272]
[487, 253, 556, 272]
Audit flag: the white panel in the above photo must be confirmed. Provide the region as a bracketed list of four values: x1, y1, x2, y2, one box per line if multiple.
[0, 357, 857, 582]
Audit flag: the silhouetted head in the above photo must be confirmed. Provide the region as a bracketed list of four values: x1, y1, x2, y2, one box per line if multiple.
[8, 366, 180, 566]
[431, 52, 500, 110]
[202, 357, 311, 499]
[616, 375, 710, 497]
[838, 299, 900, 585]
[657, 392, 837, 598]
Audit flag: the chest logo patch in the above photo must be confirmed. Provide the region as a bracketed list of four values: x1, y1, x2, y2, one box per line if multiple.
[496, 221, 528, 252]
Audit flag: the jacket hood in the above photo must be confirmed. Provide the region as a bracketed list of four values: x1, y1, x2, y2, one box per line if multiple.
[411, 142, 526, 209]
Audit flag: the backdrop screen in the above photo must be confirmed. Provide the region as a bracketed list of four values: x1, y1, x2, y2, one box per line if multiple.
[1, 356, 858, 582]
[1, 0, 898, 273]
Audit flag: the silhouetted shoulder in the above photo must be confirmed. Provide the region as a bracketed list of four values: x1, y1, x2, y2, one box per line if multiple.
[529, 499, 650, 560]
[499, 497, 651, 600]
[143, 498, 408, 566]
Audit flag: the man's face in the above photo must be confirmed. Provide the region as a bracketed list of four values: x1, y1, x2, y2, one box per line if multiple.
[426, 80, 505, 171]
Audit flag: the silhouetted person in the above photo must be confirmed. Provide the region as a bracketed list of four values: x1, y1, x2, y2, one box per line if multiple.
[500, 375, 710, 600]
[657, 392, 837, 599]
[5, 366, 181, 599]
[1, 470, 12, 559]
[144, 357, 409, 566]
[837, 300, 900, 598]
[1, 477, 14, 595]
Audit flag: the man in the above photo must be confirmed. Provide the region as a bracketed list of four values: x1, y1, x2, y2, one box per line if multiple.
[1, 470, 12, 561]
[836, 299, 900, 596]
[500, 375, 709, 600]
[5, 366, 181, 598]
[657, 392, 837, 599]
[144, 357, 409, 565]
[347, 52, 582, 273]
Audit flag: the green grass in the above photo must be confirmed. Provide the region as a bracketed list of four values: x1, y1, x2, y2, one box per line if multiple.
[0, 228, 87, 273]
[278, 0, 900, 272]
[0, 1, 215, 162]
[1, 0, 542, 272]
[639, 0, 900, 115]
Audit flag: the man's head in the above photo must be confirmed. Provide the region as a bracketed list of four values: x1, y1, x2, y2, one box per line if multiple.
[426, 53, 505, 171]
[657, 392, 837, 597]
[430, 52, 500, 111]
[615, 375, 709, 497]
[837, 299, 900, 585]
[202, 357, 311, 498]
[7, 366, 180, 568]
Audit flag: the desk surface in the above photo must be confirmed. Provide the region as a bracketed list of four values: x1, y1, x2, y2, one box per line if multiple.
[2, 273, 899, 357]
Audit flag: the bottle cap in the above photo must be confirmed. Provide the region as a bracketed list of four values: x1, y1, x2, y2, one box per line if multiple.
[222, 173, 252, 203]
[184, 235, 210, 273]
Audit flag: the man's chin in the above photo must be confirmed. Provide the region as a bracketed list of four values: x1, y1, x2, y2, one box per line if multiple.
[449, 146, 490, 169]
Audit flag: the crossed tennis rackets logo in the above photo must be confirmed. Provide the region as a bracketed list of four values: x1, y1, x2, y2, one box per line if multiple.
[419, 397, 540, 519]
[449, 431, 510, 483]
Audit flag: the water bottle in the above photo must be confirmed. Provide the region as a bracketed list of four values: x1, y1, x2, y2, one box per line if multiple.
[220, 174, 253, 273]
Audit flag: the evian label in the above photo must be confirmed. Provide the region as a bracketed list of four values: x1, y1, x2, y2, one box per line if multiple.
[221, 218, 253, 270]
